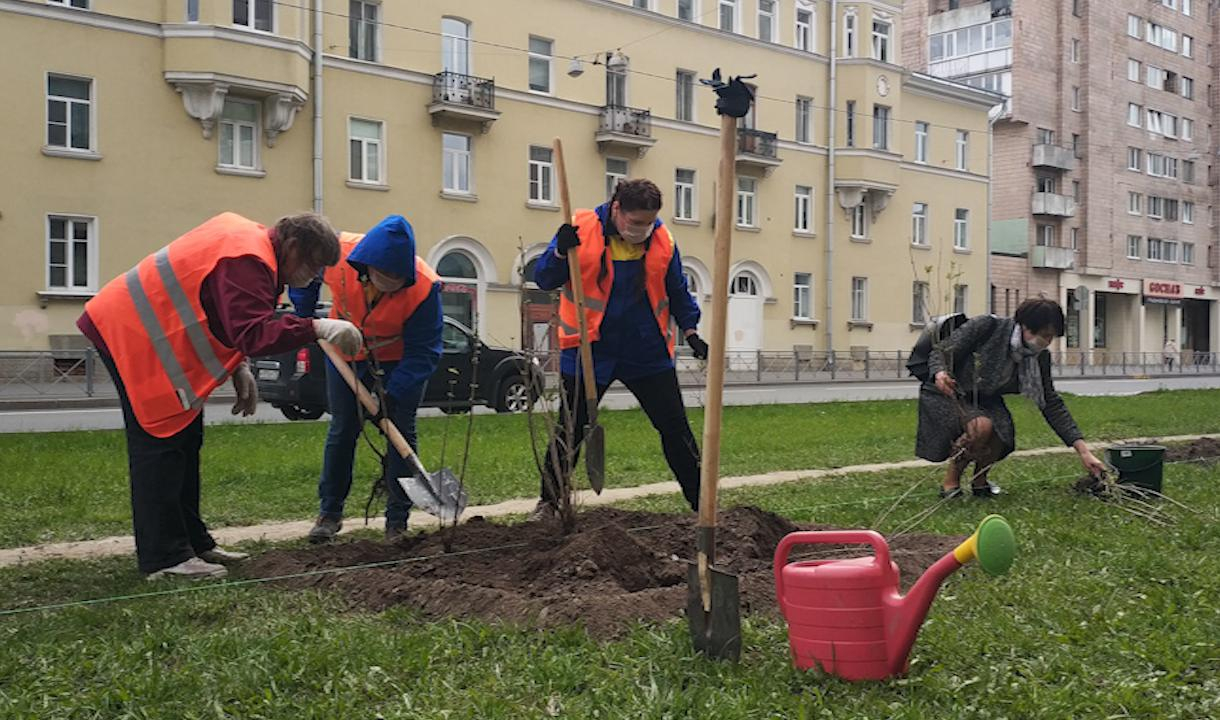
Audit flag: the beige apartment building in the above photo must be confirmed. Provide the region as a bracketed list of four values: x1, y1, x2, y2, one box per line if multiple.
[904, 0, 1220, 362]
[2, 0, 997, 363]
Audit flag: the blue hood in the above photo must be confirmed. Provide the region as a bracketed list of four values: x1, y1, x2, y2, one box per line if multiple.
[347, 214, 417, 286]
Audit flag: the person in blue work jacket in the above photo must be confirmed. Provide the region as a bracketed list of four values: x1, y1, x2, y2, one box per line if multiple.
[290, 215, 444, 542]
[532, 178, 709, 518]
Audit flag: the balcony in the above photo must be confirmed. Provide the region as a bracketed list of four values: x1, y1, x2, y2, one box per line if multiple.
[427, 72, 500, 133]
[1032, 144, 1076, 172]
[1030, 245, 1075, 270]
[736, 128, 782, 176]
[594, 105, 656, 158]
[1031, 192, 1076, 217]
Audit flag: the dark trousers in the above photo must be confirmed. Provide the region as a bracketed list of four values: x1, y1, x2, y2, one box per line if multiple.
[100, 352, 215, 574]
[540, 367, 701, 510]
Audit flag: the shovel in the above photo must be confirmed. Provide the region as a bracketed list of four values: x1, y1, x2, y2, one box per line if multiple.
[686, 85, 748, 661]
[552, 137, 605, 493]
[319, 340, 467, 524]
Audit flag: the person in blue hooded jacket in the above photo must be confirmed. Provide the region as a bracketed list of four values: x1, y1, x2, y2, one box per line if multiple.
[290, 215, 443, 541]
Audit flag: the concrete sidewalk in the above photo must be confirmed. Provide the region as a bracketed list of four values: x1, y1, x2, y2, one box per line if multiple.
[2, 432, 1212, 569]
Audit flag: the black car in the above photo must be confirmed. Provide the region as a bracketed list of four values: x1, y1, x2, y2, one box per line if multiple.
[255, 315, 542, 420]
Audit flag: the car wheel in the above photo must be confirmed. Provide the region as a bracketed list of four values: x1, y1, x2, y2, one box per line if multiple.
[495, 375, 532, 413]
[280, 404, 325, 421]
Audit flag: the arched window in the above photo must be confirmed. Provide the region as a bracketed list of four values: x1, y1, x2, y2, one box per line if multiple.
[731, 271, 760, 296]
[441, 17, 470, 75]
[438, 250, 479, 329]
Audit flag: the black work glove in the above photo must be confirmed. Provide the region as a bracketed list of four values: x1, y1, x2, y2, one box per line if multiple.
[556, 223, 580, 256]
[686, 333, 709, 360]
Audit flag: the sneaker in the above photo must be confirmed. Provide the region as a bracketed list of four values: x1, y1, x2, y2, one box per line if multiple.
[146, 557, 227, 581]
[528, 500, 558, 522]
[308, 516, 342, 544]
[972, 482, 1002, 498]
[384, 525, 408, 542]
[198, 547, 249, 565]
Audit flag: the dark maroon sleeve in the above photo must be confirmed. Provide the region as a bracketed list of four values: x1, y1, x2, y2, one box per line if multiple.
[200, 256, 317, 358]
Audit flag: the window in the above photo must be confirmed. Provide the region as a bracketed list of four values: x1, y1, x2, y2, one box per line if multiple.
[1127, 14, 1141, 39]
[1183, 201, 1194, 224]
[1127, 147, 1142, 171]
[1148, 237, 1164, 261]
[872, 105, 890, 150]
[843, 11, 857, 58]
[46, 215, 94, 290]
[736, 177, 757, 227]
[914, 121, 928, 163]
[953, 285, 967, 315]
[1037, 224, 1055, 247]
[233, 0, 272, 31]
[1037, 127, 1054, 145]
[955, 131, 968, 170]
[218, 99, 258, 169]
[851, 203, 867, 239]
[732, 273, 759, 296]
[1127, 103, 1141, 127]
[758, 0, 775, 42]
[1127, 235, 1142, 259]
[676, 70, 695, 122]
[1181, 77, 1193, 100]
[795, 3, 814, 52]
[187, 0, 199, 21]
[1128, 192, 1142, 215]
[1147, 196, 1164, 219]
[1070, 87, 1080, 111]
[441, 17, 471, 75]
[437, 251, 480, 329]
[794, 185, 813, 233]
[606, 64, 627, 106]
[912, 202, 928, 246]
[1182, 0, 1192, 16]
[1070, 39, 1080, 63]
[1127, 59, 1141, 82]
[675, 169, 696, 221]
[528, 146, 554, 203]
[872, 19, 891, 62]
[954, 209, 969, 249]
[632, 0, 650, 8]
[1181, 118, 1193, 141]
[678, 0, 695, 22]
[928, 17, 1011, 61]
[1070, 228, 1079, 250]
[1181, 35, 1192, 58]
[1163, 240, 1179, 263]
[795, 97, 812, 143]
[793, 272, 812, 319]
[46, 75, 92, 152]
[845, 101, 855, 147]
[1147, 22, 1178, 52]
[1183, 242, 1195, 265]
[442, 132, 471, 193]
[1072, 0, 1081, 16]
[605, 158, 629, 200]
[1183, 160, 1195, 183]
[528, 36, 553, 93]
[850, 277, 868, 321]
[349, 118, 384, 184]
[49, 0, 88, 7]
[1036, 176, 1056, 194]
[349, 1, 379, 61]
[1072, 181, 1081, 202]
[912, 281, 930, 323]
[718, 0, 738, 32]
[1093, 294, 1107, 348]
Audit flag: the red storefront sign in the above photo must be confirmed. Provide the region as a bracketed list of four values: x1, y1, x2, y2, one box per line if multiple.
[1144, 280, 1183, 299]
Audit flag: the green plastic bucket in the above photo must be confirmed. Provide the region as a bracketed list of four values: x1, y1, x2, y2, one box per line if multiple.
[1105, 445, 1166, 493]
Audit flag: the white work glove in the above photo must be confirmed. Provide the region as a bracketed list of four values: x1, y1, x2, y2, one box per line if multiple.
[313, 318, 363, 355]
[230, 362, 258, 417]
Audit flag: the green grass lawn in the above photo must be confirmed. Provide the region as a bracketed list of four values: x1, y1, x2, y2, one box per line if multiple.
[1, 389, 1219, 547]
[1, 451, 1216, 718]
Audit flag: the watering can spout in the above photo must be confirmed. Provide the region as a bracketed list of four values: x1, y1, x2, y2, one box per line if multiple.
[885, 515, 1016, 675]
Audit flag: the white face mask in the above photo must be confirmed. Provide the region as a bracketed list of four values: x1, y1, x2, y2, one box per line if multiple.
[368, 268, 405, 293]
[619, 225, 650, 244]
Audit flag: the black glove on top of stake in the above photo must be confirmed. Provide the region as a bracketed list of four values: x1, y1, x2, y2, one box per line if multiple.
[686, 333, 710, 360]
[556, 223, 580, 256]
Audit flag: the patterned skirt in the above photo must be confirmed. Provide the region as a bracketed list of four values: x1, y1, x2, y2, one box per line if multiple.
[915, 382, 1017, 463]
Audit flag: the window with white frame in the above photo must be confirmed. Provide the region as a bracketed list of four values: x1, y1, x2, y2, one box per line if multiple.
[912, 281, 929, 324]
[928, 17, 1012, 61]
[349, 118, 384, 184]
[605, 157, 629, 200]
[850, 202, 867, 239]
[1181, 118, 1193, 141]
[441, 17, 471, 75]
[218, 99, 258, 169]
[233, 0, 272, 31]
[46, 215, 94, 290]
[1160, 0, 1177, 9]
[1127, 14, 1141, 39]
[1182, 0, 1192, 16]
[528, 145, 554, 203]
[49, 0, 89, 7]
[1147, 196, 1165, 219]
[794, 185, 812, 232]
[843, 11, 857, 58]
[718, 0, 738, 32]
[1163, 240, 1179, 262]
[795, 2, 813, 52]
[845, 101, 855, 147]
[954, 209, 969, 249]
[914, 121, 928, 163]
[793, 272, 812, 319]
[1071, 86, 1080, 111]
[676, 70, 695, 122]
[1183, 201, 1194, 224]
[872, 105, 891, 150]
[1128, 147, 1142, 171]
[1181, 77, 1194, 100]
[1070, 228, 1079, 250]
[850, 277, 868, 321]
[46, 74, 92, 152]
[953, 284, 968, 315]
[872, 19, 891, 62]
[1127, 59, 1141, 82]
[1183, 160, 1195, 183]
[674, 169, 696, 221]
[1036, 127, 1054, 145]
[1147, 237, 1164, 261]
[187, 0, 199, 21]
[1128, 192, 1142, 215]
[1127, 103, 1141, 127]
[606, 63, 627, 106]
[1036, 223, 1055, 247]
[912, 202, 928, 246]
[678, 0, 696, 22]
[349, 1, 379, 61]
[795, 96, 812, 143]
[1070, 38, 1080, 63]
[1181, 35, 1192, 58]
[632, 0, 650, 9]
[1183, 242, 1195, 264]
[1146, 22, 1178, 52]
[442, 132, 471, 193]
[528, 36, 553, 93]
[1127, 235, 1142, 259]
[736, 176, 757, 227]
[758, 0, 776, 42]
[955, 130, 968, 170]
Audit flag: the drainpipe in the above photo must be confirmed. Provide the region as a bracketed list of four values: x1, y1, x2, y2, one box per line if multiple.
[986, 103, 1002, 315]
[825, 0, 838, 357]
[312, 0, 324, 213]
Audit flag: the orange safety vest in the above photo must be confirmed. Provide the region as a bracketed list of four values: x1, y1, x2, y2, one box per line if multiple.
[557, 209, 676, 357]
[324, 233, 439, 362]
[85, 212, 278, 438]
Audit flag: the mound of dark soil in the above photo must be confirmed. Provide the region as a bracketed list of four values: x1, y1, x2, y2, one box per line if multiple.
[1163, 437, 1220, 465]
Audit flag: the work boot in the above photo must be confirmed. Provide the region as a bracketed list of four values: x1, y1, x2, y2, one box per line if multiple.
[145, 557, 227, 581]
[308, 516, 342, 544]
[528, 500, 558, 522]
[198, 546, 249, 565]
[384, 524, 408, 542]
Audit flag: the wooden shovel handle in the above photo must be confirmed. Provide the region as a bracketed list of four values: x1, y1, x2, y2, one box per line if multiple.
[318, 340, 421, 468]
[553, 138, 599, 409]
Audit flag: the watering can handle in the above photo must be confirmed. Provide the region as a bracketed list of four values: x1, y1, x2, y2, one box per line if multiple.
[773, 530, 892, 602]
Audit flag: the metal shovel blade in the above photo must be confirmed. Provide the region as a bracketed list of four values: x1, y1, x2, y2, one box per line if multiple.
[584, 423, 606, 494]
[686, 562, 742, 661]
[399, 467, 467, 525]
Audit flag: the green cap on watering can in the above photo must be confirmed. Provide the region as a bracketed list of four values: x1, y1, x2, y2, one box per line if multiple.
[952, 514, 1016, 576]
